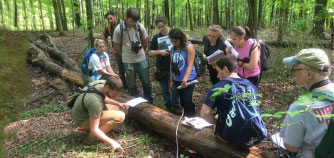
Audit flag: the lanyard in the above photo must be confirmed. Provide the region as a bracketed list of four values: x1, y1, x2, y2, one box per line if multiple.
[309, 79, 331, 91]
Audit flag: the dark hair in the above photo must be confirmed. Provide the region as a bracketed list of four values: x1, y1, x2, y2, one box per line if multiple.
[169, 28, 187, 48]
[231, 26, 252, 40]
[104, 11, 115, 19]
[155, 16, 168, 25]
[216, 55, 238, 73]
[105, 77, 123, 91]
[126, 8, 140, 21]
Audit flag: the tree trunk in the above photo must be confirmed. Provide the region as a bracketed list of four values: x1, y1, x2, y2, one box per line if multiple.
[23, 1, 28, 33]
[311, 0, 328, 38]
[53, 0, 65, 35]
[258, 0, 263, 29]
[71, 0, 75, 34]
[39, 0, 46, 33]
[109, 0, 112, 10]
[73, 0, 81, 27]
[145, 0, 150, 28]
[277, 0, 288, 41]
[270, 0, 275, 26]
[60, 0, 69, 30]
[213, 0, 219, 25]
[226, 0, 230, 30]
[187, 0, 193, 31]
[85, 0, 94, 48]
[171, 0, 175, 27]
[247, 0, 257, 37]
[121, 2, 125, 21]
[164, 0, 169, 24]
[30, 0, 37, 30]
[48, 6, 54, 29]
[14, 0, 18, 28]
[0, 0, 4, 24]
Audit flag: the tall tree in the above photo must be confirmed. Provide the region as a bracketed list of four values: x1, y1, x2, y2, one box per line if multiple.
[187, 0, 193, 31]
[48, 6, 54, 29]
[53, 0, 65, 35]
[71, 0, 75, 33]
[311, 0, 328, 38]
[247, 0, 258, 37]
[225, 0, 231, 29]
[277, 0, 289, 41]
[23, 1, 28, 32]
[14, 0, 18, 27]
[270, 0, 275, 26]
[39, 0, 45, 32]
[60, 0, 68, 30]
[145, 0, 150, 28]
[0, 0, 4, 24]
[73, 0, 81, 27]
[258, 0, 263, 29]
[213, 0, 219, 25]
[171, 0, 175, 27]
[86, 0, 94, 48]
[109, 0, 112, 10]
[164, 0, 169, 23]
[30, 0, 37, 30]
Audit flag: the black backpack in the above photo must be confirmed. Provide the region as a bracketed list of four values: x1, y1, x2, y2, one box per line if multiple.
[194, 48, 207, 77]
[249, 39, 270, 71]
[67, 83, 105, 113]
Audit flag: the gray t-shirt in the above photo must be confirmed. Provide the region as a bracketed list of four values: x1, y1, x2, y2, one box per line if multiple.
[112, 22, 148, 63]
[280, 89, 334, 158]
[72, 80, 106, 126]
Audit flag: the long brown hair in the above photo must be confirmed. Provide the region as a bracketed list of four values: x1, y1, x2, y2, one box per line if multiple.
[231, 26, 252, 40]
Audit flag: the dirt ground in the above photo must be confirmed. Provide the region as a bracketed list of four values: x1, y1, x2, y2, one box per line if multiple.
[5, 30, 308, 157]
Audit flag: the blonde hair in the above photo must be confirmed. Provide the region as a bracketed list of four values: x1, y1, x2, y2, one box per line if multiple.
[208, 25, 223, 39]
[94, 39, 105, 48]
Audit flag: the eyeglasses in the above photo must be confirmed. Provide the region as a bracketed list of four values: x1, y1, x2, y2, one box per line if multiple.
[290, 68, 310, 72]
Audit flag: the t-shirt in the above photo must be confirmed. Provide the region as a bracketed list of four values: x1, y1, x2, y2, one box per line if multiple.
[112, 22, 148, 63]
[171, 42, 197, 81]
[88, 52, 110, 81]
[149, 32, 171, 71]
[280, 89, 334, 158]
[72, 80, 106, 126]
[235, 39, 261, 78]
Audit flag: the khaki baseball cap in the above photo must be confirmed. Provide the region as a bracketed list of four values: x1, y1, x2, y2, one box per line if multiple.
[283, 48, 329, 70]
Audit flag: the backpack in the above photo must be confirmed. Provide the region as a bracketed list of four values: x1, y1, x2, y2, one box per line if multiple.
[215, 78, 267, 150]
[67, 83, 105, 113]
[314, 91, 334, 158]
[194, 48, 207, 77]
[249, 39, 270, 71]
[81, 48, 106, 76]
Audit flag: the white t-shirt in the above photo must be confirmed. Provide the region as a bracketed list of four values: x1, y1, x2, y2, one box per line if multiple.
[88, 52, 110, 81]
[112, 22, 148, 63]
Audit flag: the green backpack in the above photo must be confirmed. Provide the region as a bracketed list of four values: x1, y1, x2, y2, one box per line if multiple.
[314, 110, 334, 158]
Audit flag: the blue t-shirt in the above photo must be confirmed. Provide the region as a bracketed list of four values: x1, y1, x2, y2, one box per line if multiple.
[171, 42, 197, 81]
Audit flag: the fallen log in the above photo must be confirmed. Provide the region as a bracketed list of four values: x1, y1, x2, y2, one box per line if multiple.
[28, 42, 268, 158]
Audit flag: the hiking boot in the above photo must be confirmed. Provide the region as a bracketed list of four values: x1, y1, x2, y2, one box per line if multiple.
[83, 135, 100, 145]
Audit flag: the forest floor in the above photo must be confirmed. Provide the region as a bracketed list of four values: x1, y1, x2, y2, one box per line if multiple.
[2, 28, 333, 158]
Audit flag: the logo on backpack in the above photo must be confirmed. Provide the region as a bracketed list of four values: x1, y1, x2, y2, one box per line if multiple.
[211, 78, 267, 149]
[250, 39, 271, 71]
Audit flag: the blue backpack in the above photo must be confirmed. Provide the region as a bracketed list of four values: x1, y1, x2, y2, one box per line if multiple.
[215, 78, 267, 150]
[81, 48, 106, 76]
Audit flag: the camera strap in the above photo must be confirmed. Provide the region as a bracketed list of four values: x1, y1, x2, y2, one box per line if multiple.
[126, 25, 141, 44]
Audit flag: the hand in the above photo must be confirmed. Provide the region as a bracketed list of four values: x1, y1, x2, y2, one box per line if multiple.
[169, 81, 174, 90]
[237, 61, 243, 67]
[111, 73, 120, 77]
[160, 50, 170, 56]
[118, 103, 129, 110]
[181, 81, 188, 89]
[109, 139, 124, 153]
[226, 46, 232, 55]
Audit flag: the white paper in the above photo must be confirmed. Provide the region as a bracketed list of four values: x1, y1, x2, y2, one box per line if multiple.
[126, 97, 148, 107]
[271, 132, 286, 149]
[181, 117, 213, 130]
[224, 40, 239, 57]
[177, 80, 198, 89]
[206, 49, 224, 61]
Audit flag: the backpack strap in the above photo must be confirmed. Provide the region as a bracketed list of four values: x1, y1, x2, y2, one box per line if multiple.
[248, 39, 258, 57]
[77, 82, 105, 113]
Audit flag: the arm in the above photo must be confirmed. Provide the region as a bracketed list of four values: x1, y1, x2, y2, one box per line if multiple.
[142, 38, 149, 50]
[114, 43, 121, 56]
[104, 96, 129, 110]
[238, 47, 259, 70]
[89, 117, 123, 152]
[200, 104, 216, 124]
[181, 44, 196, 88]
[169, 52, 174, 90]
[284, 143, 300, 153]
[148, 49, 170, 57]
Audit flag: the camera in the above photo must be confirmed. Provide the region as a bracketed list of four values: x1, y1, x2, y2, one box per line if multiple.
[131, 41, 142, 54]
[237, 58, 250, 63]
[171, 62, 180, 76]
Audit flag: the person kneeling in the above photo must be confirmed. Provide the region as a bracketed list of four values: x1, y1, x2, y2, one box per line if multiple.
[200, 55, 267, 150]
[72, 77, 128, 153]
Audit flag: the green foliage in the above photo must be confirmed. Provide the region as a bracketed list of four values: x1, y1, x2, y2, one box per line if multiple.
[139, 135, 153, 146]
[20, 102, 67, 119]
[180, 154, 189, 158]
[209, 84, 232, 101]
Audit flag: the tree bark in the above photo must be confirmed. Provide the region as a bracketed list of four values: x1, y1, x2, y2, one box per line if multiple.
[277, 0, 289, 41]
[30, 0, 37, 30]
[0, 0, 4, 24]
[48, 6, 54, 29]
[38, 0, 46, 33]
[247, 0, 257, 37]
[23, 1, 28, 33]
[53, 0, 65, 35]
[311, 0, 328, 38]
[73, 0, 81, 27]
[145, 0, 150, 28]
[60, 0, 69, 30]
[258, 0, 263, 29]
[85, 0, 94, 48]
[270, 0, 275, 26]
[213, 0, 219, 25]
[14, 0, 18, 27]
[70, 0, 75, 34]
[226, 0, 230, 30]
[171, 0, 175, 27]
[187, 0, 193, 31]
[164, 0, 169, 24]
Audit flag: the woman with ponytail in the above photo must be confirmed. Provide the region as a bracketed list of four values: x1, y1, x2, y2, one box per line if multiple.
[226, 26, 261, 87]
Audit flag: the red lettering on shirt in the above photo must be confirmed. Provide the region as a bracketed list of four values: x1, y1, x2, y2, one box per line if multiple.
[312, 104, 334, 127]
